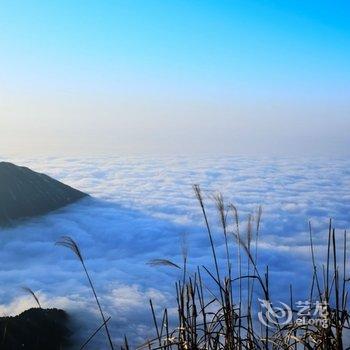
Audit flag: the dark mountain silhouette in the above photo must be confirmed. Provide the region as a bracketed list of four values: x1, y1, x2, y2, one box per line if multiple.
[0, 308, 71, 350]
[0, 162, 88, 226]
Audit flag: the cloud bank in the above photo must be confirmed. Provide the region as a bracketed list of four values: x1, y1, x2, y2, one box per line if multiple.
[0, 156, 349, 347]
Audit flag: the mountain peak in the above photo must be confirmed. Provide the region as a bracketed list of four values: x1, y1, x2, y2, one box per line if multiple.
[0, 162, 88, 226]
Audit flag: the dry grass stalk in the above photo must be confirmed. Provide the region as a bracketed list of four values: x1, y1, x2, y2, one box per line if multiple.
[144, 185, 349, 349]
[56, 236, 115, 350]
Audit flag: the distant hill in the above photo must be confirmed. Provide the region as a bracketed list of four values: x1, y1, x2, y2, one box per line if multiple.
[0, 162, 88, 226]
[0, 308, 71, 350]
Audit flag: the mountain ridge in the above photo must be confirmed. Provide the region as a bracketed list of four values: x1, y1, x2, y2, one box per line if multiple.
[0, 162, 88, 226]
[0, 308, 71, 349]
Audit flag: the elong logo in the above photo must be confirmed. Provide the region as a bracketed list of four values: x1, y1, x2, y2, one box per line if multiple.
[258, 299, 329, 329]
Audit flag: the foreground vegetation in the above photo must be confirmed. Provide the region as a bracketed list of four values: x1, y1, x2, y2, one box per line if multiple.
[58, 185, 349, 349]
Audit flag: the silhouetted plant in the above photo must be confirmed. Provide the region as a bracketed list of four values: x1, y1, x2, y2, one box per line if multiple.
[21, 286, 42, 308]
[143, 185, 349, 350]
[56, 236, 115, 350]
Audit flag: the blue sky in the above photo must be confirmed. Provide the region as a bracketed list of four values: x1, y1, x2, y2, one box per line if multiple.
[0, 1, 349, 155]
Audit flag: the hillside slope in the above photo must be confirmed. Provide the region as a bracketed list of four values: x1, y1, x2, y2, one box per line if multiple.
[0, 308, 70, 349]
[0, 162, 88, 226]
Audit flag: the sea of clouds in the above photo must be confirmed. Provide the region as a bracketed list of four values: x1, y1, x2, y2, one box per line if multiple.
[0, 156, 349, 347]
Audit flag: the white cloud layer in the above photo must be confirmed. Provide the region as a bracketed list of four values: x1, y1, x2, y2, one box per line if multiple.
[0, 156, 349, 347]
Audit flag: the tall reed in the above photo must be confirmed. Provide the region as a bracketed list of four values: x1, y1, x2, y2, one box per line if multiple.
[140, 185, 349, 350]
[56, 236, 115, 350]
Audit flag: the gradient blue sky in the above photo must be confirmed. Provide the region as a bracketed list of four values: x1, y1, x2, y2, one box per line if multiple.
[1, 0, 349, 156]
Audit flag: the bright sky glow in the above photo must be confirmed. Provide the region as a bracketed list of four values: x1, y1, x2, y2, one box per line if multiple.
[0, 0, 349, 156]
